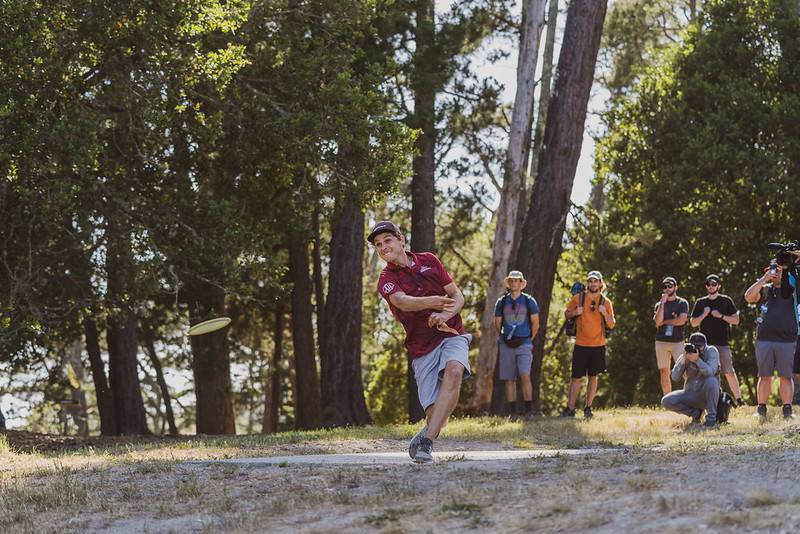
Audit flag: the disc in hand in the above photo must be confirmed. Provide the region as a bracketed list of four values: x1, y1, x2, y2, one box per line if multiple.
[188, 317, 231, 336]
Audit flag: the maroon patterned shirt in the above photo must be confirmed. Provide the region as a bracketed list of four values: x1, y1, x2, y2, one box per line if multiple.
[378, 252, 465, 359]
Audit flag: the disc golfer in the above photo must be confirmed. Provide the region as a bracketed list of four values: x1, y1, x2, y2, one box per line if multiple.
[368, 221, 471, 463]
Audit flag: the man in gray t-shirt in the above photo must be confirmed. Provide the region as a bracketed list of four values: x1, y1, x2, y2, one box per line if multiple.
[653, 276, 689, 395]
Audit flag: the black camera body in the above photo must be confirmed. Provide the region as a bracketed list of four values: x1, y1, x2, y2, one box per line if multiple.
[684, 343, 698, 354]
[768, 241, 800, 271]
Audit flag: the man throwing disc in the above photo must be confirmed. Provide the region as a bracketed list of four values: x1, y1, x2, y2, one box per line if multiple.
[368, 221, 471, 463]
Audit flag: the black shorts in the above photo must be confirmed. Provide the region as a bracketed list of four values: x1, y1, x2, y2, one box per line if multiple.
[571, 345, 606, 378]
[793, 338, 800, 374]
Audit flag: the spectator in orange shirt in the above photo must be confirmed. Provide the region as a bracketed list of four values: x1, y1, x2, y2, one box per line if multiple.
[561, 271, 616, 419]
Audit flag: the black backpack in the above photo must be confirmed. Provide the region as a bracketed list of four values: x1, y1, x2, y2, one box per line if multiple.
[565, 291, 586, 337]
[716, 390, 734, 424]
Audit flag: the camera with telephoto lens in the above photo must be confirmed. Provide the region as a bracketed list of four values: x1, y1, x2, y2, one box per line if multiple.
[768, 241, 800, 271]
[684, 343, 698, 354]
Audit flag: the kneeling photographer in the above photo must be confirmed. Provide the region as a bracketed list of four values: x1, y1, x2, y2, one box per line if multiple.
[661, 332, 720, 428]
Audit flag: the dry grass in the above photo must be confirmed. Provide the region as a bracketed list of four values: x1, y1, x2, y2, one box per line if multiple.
[2, 407, 800, 532]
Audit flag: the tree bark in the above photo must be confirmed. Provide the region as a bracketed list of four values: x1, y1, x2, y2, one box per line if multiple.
[288, 237, 323, 430]
[187, 282, 236, 434]
[472, 0, 548, 413]
[141, 322, 179, 435]
[410, 0, 437, 256]
[262, 306, 283, 433]
[321, 195, 372, 427]
[105, 230, 149, 436]
[514, 0, 560, 263]
[515, 0, 608, 413]
[312, 199, 326, 353]
[84, 317, 117, 435]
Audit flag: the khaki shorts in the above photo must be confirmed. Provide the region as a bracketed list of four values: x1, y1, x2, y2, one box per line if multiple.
[717, 345, 735, 374]
[411, 334, 472, 410]
[655, 341, 684, 370]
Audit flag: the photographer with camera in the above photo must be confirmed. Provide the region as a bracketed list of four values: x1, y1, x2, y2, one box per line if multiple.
[661, 332, 720, 428]
[690, 274, 744, 407]
[653, 276, 689, 396]
[494, 271, 540, 418]
[744, 248, 799, 421]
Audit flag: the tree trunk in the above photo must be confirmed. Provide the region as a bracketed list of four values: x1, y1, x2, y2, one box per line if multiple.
[105, 231, 149, 436]
[141, 322, 179, 435]
[410, 0, 437, 256]
[312, 199, 326, 353]
[262, 306, 283, 433]
[515, 0, 608, 413]
[187, 282, 236, 434]
[321, 195, 372, 427]
[84, 317, 117, 435]
[514, 0, 560, 262]
[472, 0, 548, 413]
[288, 237, 323, 429]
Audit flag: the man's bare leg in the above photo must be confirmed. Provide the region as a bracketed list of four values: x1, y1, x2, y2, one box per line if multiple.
[425, 360, 464, 440]
[725, 372, 742, 400]
[659, 368, 672, 396]
[520, 373, 533, 401]
[757, 376, 773, 405]
[586, 375, 599, 408]
[779, 376, 793, 405]
[505, 380, 517, 402]
[567, 378, 582, 410]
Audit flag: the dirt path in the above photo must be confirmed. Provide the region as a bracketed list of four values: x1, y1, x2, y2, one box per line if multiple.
[66, 442, 800, 533]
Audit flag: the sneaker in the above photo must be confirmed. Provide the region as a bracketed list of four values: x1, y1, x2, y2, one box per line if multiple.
[413, 437, 433, 464]
[783, 404, 794, 420]
[560, 407, 576, 418]
[408, 425, 428, 460]
[754, 405, 767, 422]
[735, 398, 745, 408]
[583, 406, 594, 420]
[691, 409, 703, 425]
[702, 420, 717, 430]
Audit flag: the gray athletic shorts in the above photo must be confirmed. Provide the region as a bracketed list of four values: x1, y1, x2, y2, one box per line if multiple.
[717, 345, 735, 374]
[498, 341, 533, 380]
[755, 340, 797, 378]
[411, 334, 472, 410]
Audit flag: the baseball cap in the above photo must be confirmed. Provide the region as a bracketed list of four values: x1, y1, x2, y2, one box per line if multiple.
[662, 276, 677, 286]
[689, 332, 707, 346]
[587, 270, 603, 281]
[367, 220, 402, 244]
[705, 274, 721, 284]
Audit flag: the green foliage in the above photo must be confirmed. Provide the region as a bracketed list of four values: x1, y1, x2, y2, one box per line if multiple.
[587, 0, 800, 405]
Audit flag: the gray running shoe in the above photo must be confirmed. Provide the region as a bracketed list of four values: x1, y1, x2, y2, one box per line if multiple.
[408, 425, 428, 460]
[414, 437, 433, 463]
[560, 407, 576, 418]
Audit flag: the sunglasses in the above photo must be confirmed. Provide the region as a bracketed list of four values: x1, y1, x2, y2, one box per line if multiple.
[662, 283, 675, 289]
[705, 281, 719, 287]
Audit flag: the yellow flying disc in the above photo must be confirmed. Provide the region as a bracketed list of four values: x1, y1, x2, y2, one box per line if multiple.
[188, 317, 231, 336]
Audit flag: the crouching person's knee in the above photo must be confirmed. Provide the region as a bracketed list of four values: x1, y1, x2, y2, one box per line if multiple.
[661, 393, 675, 410]
[703, 377, 720, 393]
